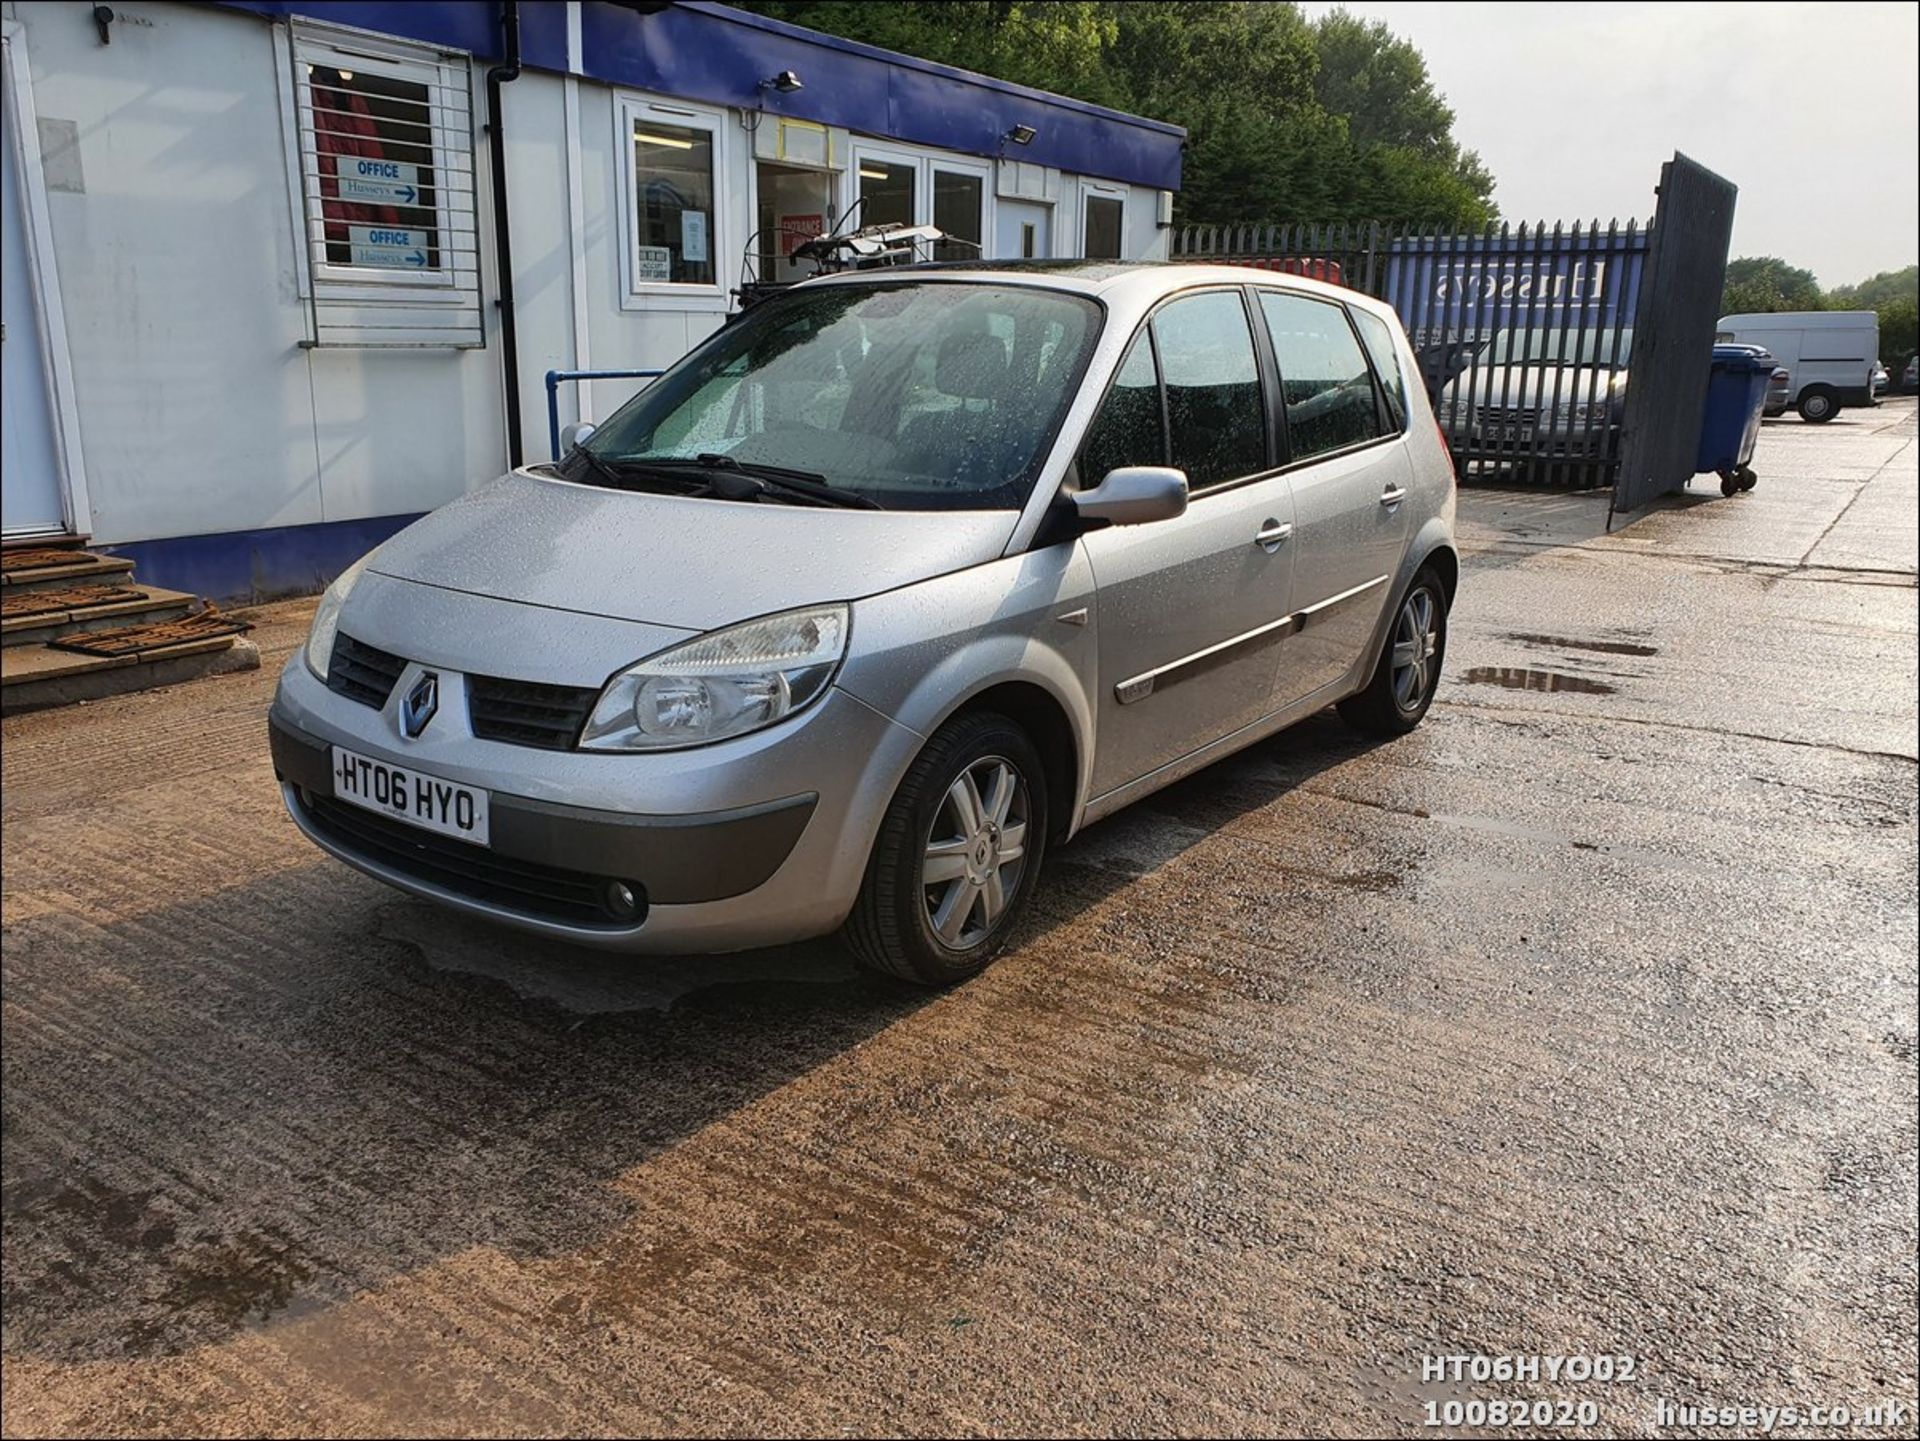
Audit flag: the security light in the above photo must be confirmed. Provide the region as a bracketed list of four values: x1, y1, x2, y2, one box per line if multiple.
[761, 69, 804, 93]
[1006, 123, 1038, 146]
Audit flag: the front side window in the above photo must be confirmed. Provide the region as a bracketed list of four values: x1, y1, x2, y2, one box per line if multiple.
[581, 283, 1102, 511]
[1153, 291, 1267, 488]
[632, 119, 715, 286]
[1079, 337, 1165, 483]
[1258, 291, 1384, 461]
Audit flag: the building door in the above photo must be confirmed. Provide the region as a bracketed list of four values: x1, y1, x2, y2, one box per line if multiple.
[2, 43, 65, 538]
[755, 160, 835, 284]
[1079, 183, 1126, 260]
[995, 200, 1049, 261]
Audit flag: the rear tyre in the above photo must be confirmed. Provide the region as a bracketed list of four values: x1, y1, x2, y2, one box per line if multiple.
[1798, 387, 1838, 423]
[1719, 471, 1741, 497]
[1337, 565, 1449, 737]
[843, 711, 1048, 986]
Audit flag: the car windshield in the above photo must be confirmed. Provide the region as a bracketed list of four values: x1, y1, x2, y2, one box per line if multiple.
[576, 281, 1103, 511]
[1485, 327, 1633, 366]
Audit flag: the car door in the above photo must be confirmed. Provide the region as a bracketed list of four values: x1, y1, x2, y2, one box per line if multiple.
[1078, 288, 1297, 798]
[1255, 290, 1412, 705]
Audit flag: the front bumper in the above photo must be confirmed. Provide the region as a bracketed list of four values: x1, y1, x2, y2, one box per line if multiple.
[1443, 418, 1620, 460]
[270, 654, 925, 953]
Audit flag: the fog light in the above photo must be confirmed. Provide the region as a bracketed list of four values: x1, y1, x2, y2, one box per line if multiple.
[604, 880, 641, 922]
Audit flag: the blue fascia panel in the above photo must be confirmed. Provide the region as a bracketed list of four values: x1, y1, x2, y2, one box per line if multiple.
[206, 0, 505, 57]
[202, 0, 1184, 191]
[585, 2, 1183, 191]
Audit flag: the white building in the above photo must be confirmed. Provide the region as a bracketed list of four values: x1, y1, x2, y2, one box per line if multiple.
[1, 0, 1183, 598]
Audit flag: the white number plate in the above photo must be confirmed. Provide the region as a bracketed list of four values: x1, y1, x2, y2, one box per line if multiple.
[330, 747, 490, 846]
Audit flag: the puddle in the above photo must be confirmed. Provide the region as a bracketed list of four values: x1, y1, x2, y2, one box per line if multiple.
[1462, 666, 1617, 696]
[1505, 632, 1658, 657]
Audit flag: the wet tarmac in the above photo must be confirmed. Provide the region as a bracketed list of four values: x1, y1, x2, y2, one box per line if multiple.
[3, 402, 1916, 1436]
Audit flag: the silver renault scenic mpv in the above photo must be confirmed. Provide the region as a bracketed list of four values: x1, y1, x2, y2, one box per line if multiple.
[270, 262, 1458, 984]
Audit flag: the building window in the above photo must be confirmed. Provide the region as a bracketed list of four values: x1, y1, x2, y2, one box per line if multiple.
[933, 169, 983, 261]
[616, 98, 725, 301]
[632, 119, 715, 286]
[858, 161, 915, 230]
[1084, 193, 1124, 260]
[288, 25, 481, 345]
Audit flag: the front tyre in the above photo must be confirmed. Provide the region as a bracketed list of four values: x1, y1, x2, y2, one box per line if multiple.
[844, 712, 1048, 985]
[1338, 566, 1449, 737]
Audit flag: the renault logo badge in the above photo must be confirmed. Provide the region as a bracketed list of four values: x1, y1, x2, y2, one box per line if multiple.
[400, 671, 439, 740]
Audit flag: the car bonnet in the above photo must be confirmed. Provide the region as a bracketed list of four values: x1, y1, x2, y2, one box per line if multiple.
[365, 470, 1021, 631]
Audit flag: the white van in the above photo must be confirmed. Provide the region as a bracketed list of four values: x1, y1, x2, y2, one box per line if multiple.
[1715, 310, 1879, 422]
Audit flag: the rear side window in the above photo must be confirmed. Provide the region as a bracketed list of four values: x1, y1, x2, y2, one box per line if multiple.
[1079, 336, 1165, 482]
[1258, 291, 1384, 461]
[1351, 307, 1409, 431]
[1153, 291, 1267, 488]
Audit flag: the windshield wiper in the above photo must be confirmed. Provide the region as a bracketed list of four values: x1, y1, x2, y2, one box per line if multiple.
[637, 453, 884, 510]
[566, 448, 702, 497]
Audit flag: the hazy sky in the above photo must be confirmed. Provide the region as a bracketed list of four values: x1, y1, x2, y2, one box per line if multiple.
[1300, 1, 1919, 287]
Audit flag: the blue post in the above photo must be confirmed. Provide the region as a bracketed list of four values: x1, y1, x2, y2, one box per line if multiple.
[543, 369, 664, 460]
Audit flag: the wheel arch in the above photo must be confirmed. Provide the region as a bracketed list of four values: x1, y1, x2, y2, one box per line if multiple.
[939, 680, 1082, 844]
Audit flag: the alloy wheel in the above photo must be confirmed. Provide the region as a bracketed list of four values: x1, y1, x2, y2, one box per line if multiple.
[922, 755, 1030, 950]
[1391, 585, 1441, 712]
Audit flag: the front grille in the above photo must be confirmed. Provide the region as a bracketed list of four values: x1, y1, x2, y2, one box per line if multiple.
[298, 791, 645, 929]
[467, 675, 599, 751]
[328, 633, 406, 709]
[1481, 405, 1540, 427]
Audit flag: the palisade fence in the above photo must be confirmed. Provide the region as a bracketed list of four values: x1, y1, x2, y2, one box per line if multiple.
[1173, 220, 1653, 488]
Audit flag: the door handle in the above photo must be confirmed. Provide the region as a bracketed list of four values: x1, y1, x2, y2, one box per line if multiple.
[1380, 486, 1408, 507]
[1254, 520, 1293, 549]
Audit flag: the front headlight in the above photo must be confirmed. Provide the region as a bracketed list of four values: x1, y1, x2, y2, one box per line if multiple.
[304, 555, 371, 681]
[1552, 400, 1601, 424]
[579, 604, 850, 752]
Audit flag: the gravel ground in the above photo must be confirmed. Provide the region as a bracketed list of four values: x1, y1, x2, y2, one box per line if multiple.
[3, 402, 1915, 1438]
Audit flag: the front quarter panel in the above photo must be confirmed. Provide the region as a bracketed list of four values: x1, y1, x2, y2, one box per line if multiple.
[836, 542, 1099, 831]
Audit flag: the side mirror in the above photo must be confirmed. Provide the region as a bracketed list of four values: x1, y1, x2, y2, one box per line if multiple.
[1072, 466, 1189, 527]
[559, 421, 597, 454]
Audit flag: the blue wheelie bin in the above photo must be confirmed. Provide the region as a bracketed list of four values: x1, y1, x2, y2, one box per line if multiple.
[1697, 344, 1776, 495]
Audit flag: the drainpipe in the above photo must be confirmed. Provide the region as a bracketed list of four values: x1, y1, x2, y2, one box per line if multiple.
[487, 0, 524, 466]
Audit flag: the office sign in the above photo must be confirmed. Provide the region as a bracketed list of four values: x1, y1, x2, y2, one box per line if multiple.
[348, 225, 430, 269]
[334, 155, 422, 207]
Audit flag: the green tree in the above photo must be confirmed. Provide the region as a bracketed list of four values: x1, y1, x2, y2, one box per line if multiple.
[736, 0, 1496, 226]
[1868, 294, 1917, 368]
[1827, 264, 1918, 310]
[1719, 256, 1824, 315]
